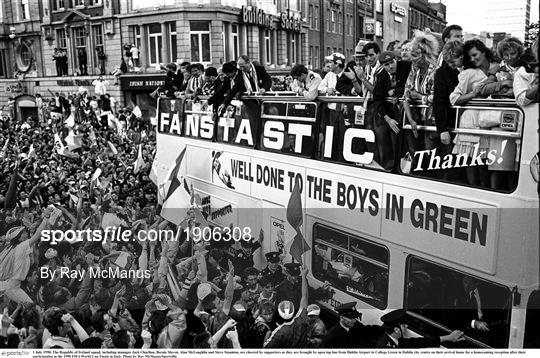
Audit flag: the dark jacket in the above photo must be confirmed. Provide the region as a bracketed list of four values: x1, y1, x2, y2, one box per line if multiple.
[222, 64, 272, 106]
[372, 61, 411, 121]
[163, 71, 183, 98]
[433, 62, 459, 134]
[375, 333, 442, 348]
[208, 77, 231, 108]
[323, 322, 383, 348]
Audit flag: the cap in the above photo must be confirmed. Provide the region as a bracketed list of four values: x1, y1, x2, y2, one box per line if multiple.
[278, 300, 295, 319]
[232, 301, 246, 312]
[307, 304, 321, 316]
[380, 309, 407, 327]
[335, 302, 361, 319]
[324, 53, 346, 65]
[284, 262, 301, 277]
[379, 51, 396, 65]
[354, 40, 368, 57]
[197, 282, 212, 301]
[265, 251, 281, 263]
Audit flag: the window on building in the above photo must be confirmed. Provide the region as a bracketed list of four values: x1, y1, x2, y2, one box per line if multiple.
[309, 46, 313, 67]
[134, 26, 141, 50]
[326, 9, 330, 32]
[53, 0, 65, 10]
[56, 28, 67, 49]
[337, 11, 342, 34]
[290, 34, 297, 64]
[314, 6, 319, 30]
[231, 24, 239, 61]
[0, 50, 7, 78]
[376, 20, 382, 37]
[148, 23, 163, 66]
[331, 10, 336, 33]
[75, 0, 85, 6]
[376, 0, 383, 13]
[190, 21, 211, 63]
[169, 22, 177, 62]
[93, 24, 104, 63]
[308, 5, 313, 29]
[73, 26, 86, 49]
[264, 30, 271, 65]
[21, 0, 30, 20]
[327, 47, 331, 55]
[314, 46, 319, 69]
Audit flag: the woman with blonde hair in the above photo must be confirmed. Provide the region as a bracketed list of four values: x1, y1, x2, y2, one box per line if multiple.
[402, 30, 440, 173]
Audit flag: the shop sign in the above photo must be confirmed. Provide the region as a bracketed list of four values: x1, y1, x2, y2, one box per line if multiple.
[6, 83, 26, 93]
[56, 79, 93, 86]
[280, 11, 302, 32]
[364, 18, 375, 35]
[390, 3, 406, 17]
[119, 75, 166, 91]
[241, 6, 275, 30]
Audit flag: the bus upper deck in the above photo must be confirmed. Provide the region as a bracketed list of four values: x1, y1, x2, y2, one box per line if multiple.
[155, 94, 539, 348]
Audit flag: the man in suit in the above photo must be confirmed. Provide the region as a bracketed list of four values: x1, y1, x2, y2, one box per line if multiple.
[372, 51, 411, 170]
[452, 275, 490, 332]
[376, 309, 464, 348]
[218, 56, 271, 148]
[322, 302, 382, 348]
[275, 263, 302, 310]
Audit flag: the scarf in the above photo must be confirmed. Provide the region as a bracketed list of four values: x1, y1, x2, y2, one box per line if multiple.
[242, 63, 260, 94]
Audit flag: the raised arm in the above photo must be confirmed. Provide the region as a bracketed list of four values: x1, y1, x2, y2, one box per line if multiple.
[222, 260, 235, 316]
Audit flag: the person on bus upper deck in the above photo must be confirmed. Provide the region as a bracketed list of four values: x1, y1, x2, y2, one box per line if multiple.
[290, 64, 322, 101]
[375, 309, 464, 348]
[208, 62, 237, 113]
[185, 63, 204, 99]
[373, 51, 411, 171]
[321, 302, 382, 348]
[450, 39, 501, 187]
[513, 38, 538, 107]
[261, 251, 285, 287]
[318, 52, 346, 97]
[403, 30, 439, 163]
[275, 262, 302, 310]
[437, 25, 464, 68]
[218, 55, 272, 113]
[434, 40, 464, 149]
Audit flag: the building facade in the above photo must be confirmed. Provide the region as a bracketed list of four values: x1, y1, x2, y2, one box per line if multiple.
[382, 0, 409, 49]
[484, 0, 531, 41]
[408, 0, 446, 38]
[0, 0, 309, 117]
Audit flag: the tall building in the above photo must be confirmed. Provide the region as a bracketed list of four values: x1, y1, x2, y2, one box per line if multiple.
[484, 0, 531, 41]
[382, 0, 410, 49]
[408, 0, 446, 38]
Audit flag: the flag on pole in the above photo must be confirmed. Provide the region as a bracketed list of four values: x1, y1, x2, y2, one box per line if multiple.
[107, 141, 118, 155]
[65, 113, 75, 128]
[160, 147, 191, 225]
[133, 144, 145, 174]
[54, 133, 79, 159]
[133, 105, 142, 118]
[286, 177, 310, 264]
[65, 130, 83, 151]
[286, 177, 303, 230]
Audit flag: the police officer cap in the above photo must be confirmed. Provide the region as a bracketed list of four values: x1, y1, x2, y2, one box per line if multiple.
[380, 309, 407, 327]
[242, 239, 257, 247]
[265, 251, 281, 263]
[284, 262, 301, 276]
[335, 302, 361, 318]
[379, 51, 396, 65]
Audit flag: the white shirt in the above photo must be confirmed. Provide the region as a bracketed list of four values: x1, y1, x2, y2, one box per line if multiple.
[92, 79, 109, 96]
[130, 47, 139, 59]
[513, 66, 537, 107]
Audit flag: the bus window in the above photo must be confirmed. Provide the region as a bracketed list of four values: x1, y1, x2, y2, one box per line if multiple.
[260, 101, 317, 157]
[405, 256, 511, 348]
[399, 105, 523, 193]
[524, 290, 540, 348]
[312, 223, 389, 309]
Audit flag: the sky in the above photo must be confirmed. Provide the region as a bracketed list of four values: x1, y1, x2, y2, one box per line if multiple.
[441, 0, 539, 35]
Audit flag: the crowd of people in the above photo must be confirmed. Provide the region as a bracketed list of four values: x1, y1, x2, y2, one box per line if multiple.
[0, 23, 538, 350]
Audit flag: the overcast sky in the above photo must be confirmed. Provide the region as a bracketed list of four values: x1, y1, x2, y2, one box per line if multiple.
[441, 0, 539, 34]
